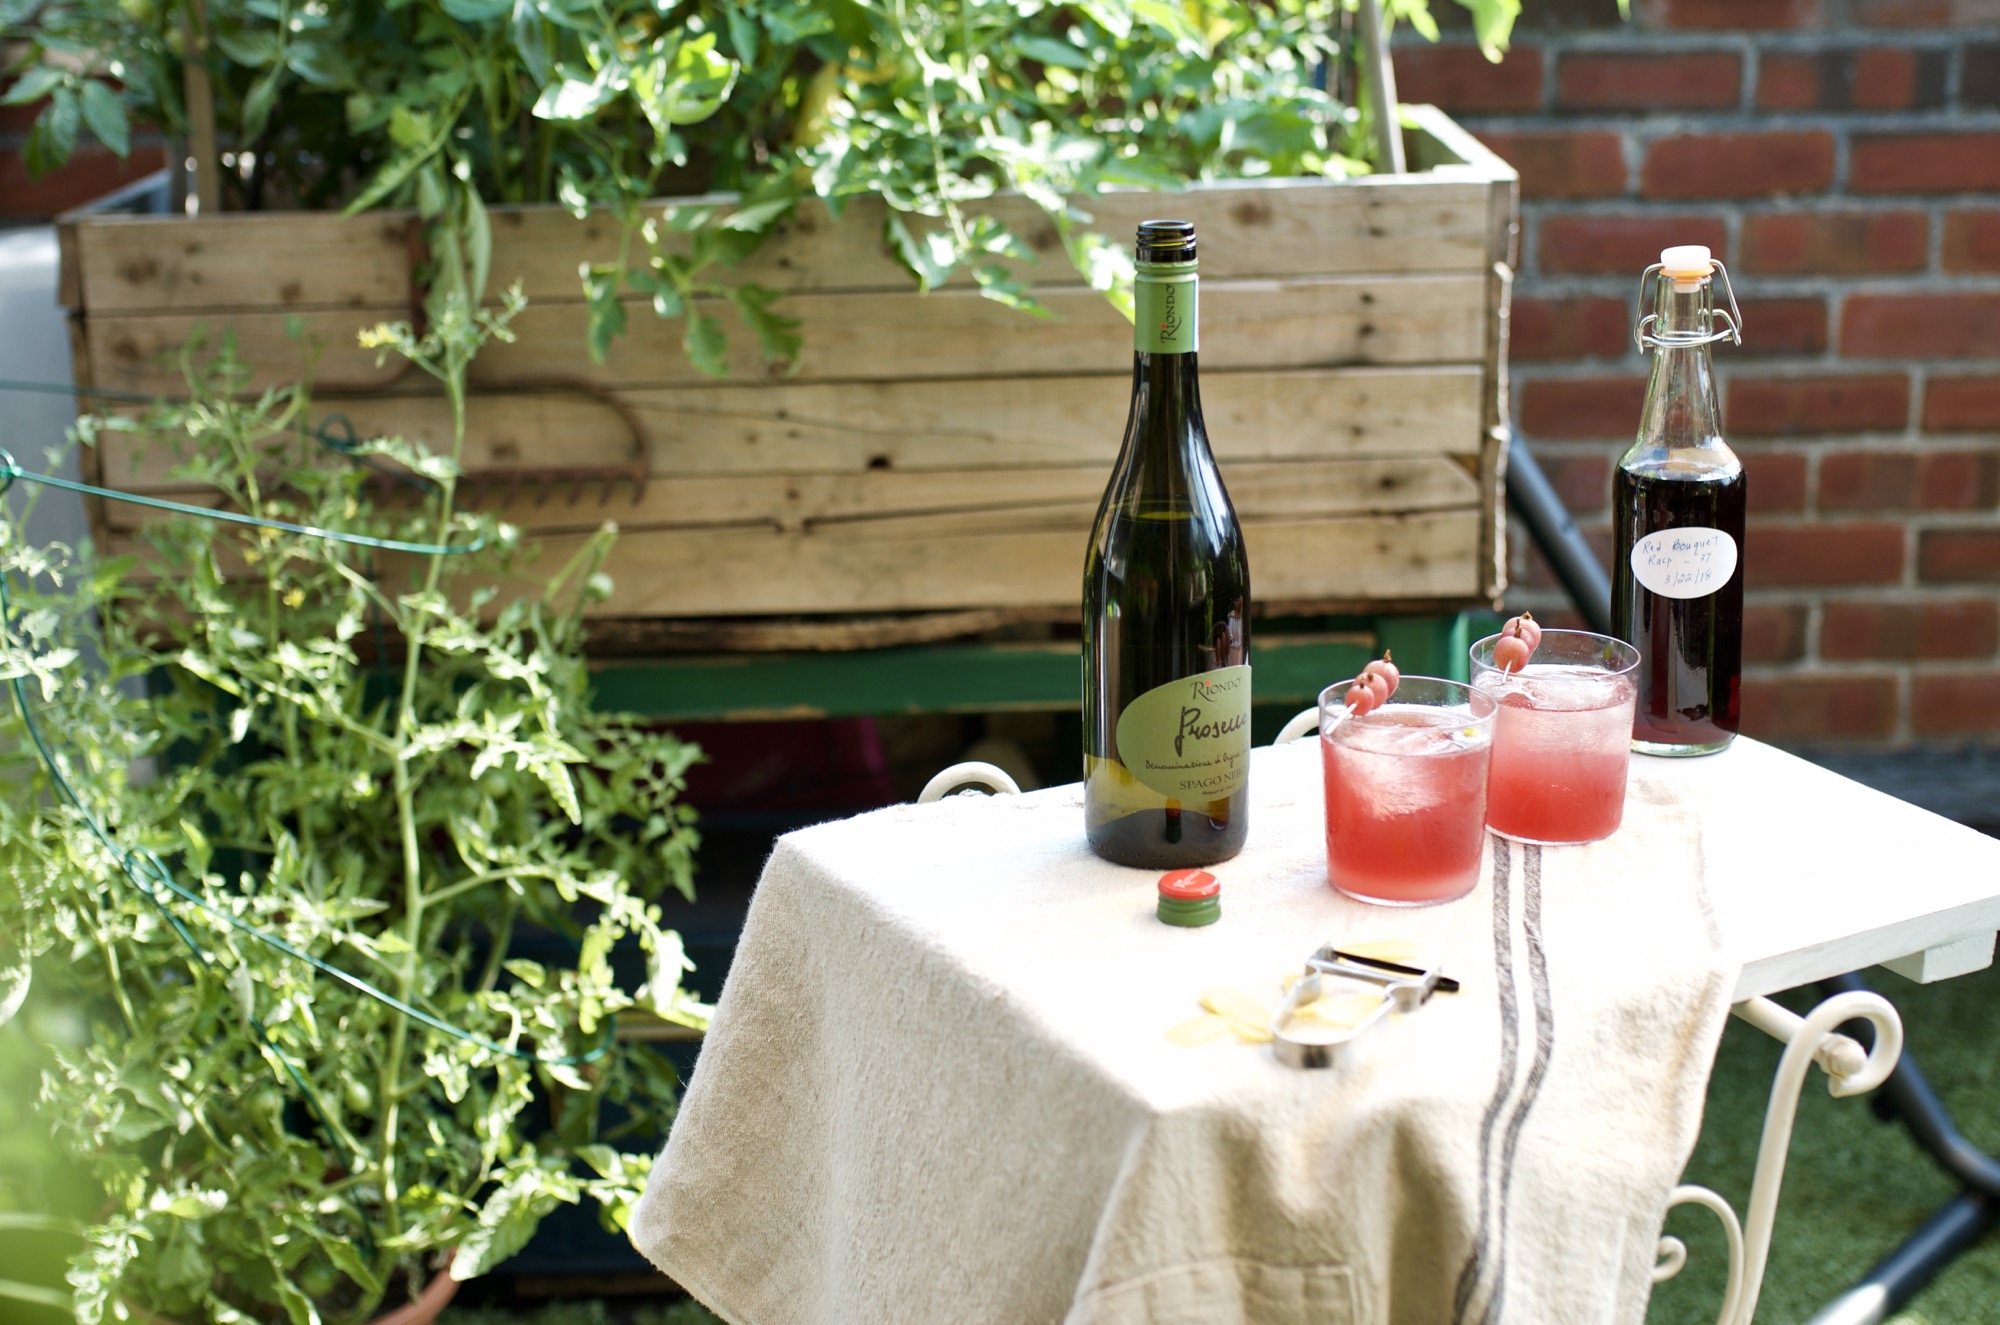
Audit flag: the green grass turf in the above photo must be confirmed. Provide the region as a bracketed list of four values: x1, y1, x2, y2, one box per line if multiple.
[1646, 960, 2000, 1324]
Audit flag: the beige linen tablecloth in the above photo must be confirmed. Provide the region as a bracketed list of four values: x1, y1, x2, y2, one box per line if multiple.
[633, 739, 1739, 1325]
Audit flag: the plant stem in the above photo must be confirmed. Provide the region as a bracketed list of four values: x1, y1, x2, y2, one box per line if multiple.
[373, 308, 471, 1268]
[894, 0, 972, 257]
[425, 865, 556, 910]
[475, 898, 518, 995]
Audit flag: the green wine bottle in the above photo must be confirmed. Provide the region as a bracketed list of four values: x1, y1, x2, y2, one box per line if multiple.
[1082, 220, 1252, 869]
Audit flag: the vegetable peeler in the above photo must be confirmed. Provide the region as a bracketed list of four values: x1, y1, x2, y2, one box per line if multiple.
[1272, 944, 1459, 1070]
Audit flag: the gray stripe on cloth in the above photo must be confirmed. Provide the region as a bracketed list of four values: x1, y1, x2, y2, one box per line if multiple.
[1477, 843, 1556, 1325]
[1451, 837, 1518, 1325]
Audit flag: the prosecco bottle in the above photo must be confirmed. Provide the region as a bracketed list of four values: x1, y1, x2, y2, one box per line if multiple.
[1082, 220, 1252, 868]
[1613, 244, 1746, 757]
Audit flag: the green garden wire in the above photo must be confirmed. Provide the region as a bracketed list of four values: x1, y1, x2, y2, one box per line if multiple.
[0, 450, 482, 557]
[0, 377, 440, 497]
[0, 450, 618, 1104]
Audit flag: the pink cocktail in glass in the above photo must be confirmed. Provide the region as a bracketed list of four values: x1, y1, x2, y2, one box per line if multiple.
[1319, 676, 1496, 906]
[1471, 630, 1641, 846]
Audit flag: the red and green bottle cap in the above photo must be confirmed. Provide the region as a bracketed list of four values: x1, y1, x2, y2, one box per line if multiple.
[1156, 868, 1220, 927]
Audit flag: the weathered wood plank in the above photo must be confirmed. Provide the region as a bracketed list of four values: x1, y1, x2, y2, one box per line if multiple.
[81, 273, 1490, 395]
[91, 365, 1486, 492]
[103, 503, 1484, 617]
[62, 168, 1507, 317]
[101, 456, 1479, 538]
[509, 508, 1485, 617]
[63, 209, 418, 318]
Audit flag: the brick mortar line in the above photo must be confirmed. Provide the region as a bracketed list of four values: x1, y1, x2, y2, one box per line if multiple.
[1519, 439, 2000, 463]
[1745, 660, 2000, 674]
[1509, 360, 2000, 382]
[1521, 198, 2000, 216]
[1745, 587, 2000, 602]
[1702, 512, 2000, 528]
[1394, 31, 2000, 55]
[1514, 274, 2000, 298]
[1454, 111, 2000, 133]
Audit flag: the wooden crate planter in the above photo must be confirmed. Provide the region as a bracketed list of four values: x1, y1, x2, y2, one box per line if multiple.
[59, 105, 1516, 635]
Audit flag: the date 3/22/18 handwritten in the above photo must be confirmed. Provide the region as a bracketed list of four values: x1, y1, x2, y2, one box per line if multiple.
[1630, 527, 1739, 600]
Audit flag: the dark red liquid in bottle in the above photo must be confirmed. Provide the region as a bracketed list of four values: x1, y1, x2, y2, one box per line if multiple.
[1612, 461, 1746, 753]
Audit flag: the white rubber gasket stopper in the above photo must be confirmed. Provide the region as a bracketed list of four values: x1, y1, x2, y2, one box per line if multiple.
[1660, 244, 1714, 286]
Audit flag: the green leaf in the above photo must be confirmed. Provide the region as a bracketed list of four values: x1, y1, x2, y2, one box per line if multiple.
[442, 0, 514, 19]
[1076, 0, 1134, 41]
[534, 70, 616, 122]
[727, 285, 801, 369]
[33, 88, 81, 172]
[720, 196, 795, 233]
[724, 6, 760, 65]
[759, 3, 836, 45]
[451, 1164, 576, 1279]
[286, 34, 358, 86]
[0, 1277, 71, 1311]
[883, 214, 953, 291]
[78, 81, 130, 157]
[582, 266, 627, 364]
[213, 28, 282, 67]
[180, 817, 214, 874]
[1013, 35, 1093, 70]
[574, 1144, 621, 1180]
[157, 1189, 228, 1220]
[972, 264, 1048, 317]
[645, 277, 684, 320]
[1132, 0, 1209, 50]
[0, 67, 64, 107]
[272, 1266, 320, 1325]
[1459, 0, 1523, 59]
[342, 149, 432, 216]
[0, 960, 28, 1029]
[317, 1235, 383, 1299]
[242, 66, 283, 145]
[682, 310, 728, 378]
[464, 186, 493, 305]
[501, 958, 547, 988]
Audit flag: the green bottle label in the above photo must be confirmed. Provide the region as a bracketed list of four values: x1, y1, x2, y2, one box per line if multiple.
[1135, 260, 1198, 355]
[1114, 664, 1251, 801]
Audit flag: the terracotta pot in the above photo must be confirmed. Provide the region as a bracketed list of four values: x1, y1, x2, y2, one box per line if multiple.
[367, 1261, 459, 1325]
[123, 1256, 458, 1325]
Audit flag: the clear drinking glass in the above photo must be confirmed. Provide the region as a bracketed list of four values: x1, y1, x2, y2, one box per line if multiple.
[1318, 676, 1496, 906]
[1469, 629, 1642, 846]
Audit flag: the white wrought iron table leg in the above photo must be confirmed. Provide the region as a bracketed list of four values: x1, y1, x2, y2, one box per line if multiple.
[1653, 989, 1904, 1325]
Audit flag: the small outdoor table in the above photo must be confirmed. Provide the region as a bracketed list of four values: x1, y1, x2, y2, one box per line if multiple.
[631, 735, 2000, 1325]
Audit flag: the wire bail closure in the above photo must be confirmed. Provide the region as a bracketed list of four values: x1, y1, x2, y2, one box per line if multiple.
[1633, 259, 1745, 354]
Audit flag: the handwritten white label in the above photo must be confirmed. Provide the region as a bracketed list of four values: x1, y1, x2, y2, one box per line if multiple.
[1630, 527, 1738, 599]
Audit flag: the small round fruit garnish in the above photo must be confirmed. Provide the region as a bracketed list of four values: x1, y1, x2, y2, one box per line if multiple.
[1343, 653, 1402, 716]
[1370, 650, 1399, 691]
[1494, 612, 1540, 673]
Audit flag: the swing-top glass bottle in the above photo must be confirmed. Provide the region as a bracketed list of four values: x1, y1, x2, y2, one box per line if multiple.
[1612, 245, 1747, 757]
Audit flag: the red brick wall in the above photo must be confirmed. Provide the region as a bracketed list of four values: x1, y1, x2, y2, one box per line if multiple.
[1400, 0, 2000, 747]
